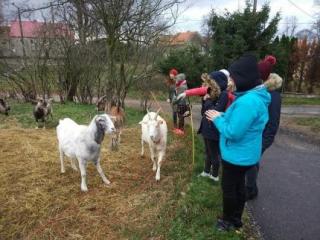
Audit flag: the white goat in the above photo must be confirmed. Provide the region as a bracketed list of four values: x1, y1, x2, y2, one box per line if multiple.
[139, 109, 167, 181]
[57, 114, 115, 192]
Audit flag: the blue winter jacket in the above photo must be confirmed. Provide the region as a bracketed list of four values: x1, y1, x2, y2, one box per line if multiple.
[213, 85, 271, 166]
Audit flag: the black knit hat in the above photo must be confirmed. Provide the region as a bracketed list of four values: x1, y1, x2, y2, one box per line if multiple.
[228, 54, 262, 92]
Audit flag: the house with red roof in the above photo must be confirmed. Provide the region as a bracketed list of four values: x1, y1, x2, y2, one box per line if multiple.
[160, 31, 204, 50]
[1, 20, 73, 58]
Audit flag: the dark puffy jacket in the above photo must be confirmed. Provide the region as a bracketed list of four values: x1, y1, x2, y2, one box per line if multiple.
[198, 90, 229, 140]
[262, 90, 281, 152]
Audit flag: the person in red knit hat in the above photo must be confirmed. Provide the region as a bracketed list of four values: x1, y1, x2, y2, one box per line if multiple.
[258, 55, 276, 81]
[246, 55, 283, 201]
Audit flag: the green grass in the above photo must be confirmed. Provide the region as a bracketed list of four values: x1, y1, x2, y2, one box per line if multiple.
[293, 117, 320, 133]
[282, 97, 320, 105]
[0, 100, 144, 129]
[162, 133, 251, 240]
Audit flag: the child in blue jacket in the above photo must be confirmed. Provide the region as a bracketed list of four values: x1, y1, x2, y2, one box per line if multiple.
[205, 54, 271, 231]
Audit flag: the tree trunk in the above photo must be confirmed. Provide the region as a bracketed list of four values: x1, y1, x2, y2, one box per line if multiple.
[67, 83, 77, 101]
[296, 63, 305, 93]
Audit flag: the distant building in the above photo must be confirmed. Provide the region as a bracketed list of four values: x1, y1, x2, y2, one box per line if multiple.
[0, 20, 73, 58]
[160, 31, 204, 50]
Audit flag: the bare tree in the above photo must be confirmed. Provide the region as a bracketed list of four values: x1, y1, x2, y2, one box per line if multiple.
[306, 40, 320, 93]
[88, 0, 183, 107]
[284, 16, 298, 37]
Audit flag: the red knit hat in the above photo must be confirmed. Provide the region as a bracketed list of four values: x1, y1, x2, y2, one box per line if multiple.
[169, 68, 178, 77]
[258, 55, 276, 81]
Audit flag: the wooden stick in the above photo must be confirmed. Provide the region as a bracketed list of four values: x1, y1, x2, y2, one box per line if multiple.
[190, 106, 195, 166]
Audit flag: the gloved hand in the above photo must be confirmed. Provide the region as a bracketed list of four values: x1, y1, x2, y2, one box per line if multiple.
[166, 99, 171, 103]
[177, 92, 186, 100]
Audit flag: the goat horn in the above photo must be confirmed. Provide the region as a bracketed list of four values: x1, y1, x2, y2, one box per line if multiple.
[155, 108, 161, 120]
[97, 95, 107, 103]
[147, 108, 152, 120]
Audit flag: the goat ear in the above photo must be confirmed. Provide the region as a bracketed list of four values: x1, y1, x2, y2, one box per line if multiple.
[139, 121, 147, 125]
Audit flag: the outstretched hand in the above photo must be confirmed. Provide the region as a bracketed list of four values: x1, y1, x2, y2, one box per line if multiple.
[177, 92, 186, 100]
[205, 110, 221, 121]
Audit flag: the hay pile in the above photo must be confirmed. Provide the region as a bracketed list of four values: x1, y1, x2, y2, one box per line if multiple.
[0, 127, 192, 239]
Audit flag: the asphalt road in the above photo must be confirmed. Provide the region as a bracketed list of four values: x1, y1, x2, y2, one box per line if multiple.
[248, 134, 320, 240]
[126, 99, 320, 240]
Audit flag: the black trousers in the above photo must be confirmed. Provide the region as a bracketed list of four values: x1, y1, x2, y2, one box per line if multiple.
[221, 160, 252, 226]
[177, 104, 187, 130]
[203, 138, 220, 177]
[245, 163, 260, 193]
[172, 111, 178, 128]
[245, 148, 265, 194]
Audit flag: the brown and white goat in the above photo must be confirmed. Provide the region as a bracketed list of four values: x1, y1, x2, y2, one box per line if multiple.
[33, 98, 53, 129]
[109, 105, 125, 151]
[96, 96, 125, 150]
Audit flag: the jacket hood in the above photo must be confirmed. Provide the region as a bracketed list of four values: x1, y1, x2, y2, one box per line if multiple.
[201, 73, 221, 99]
[209, 71, 228, 91]
[175, 73, 186, 82]
[264, 73, 283, 91]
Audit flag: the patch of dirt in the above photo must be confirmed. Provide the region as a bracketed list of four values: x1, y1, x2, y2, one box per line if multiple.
[0, 127, 191, 239]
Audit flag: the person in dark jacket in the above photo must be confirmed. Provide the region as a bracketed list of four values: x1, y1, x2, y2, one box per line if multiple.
[172, 73, 188, 135]
[198, 71, 229, 181]
[167, 69, 179, 128]
[245, 71, 283, 200]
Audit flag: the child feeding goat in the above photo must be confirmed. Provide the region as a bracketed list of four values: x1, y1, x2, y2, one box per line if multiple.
[57, 114, 115, 192]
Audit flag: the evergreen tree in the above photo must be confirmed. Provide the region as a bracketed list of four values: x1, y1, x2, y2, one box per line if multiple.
[207, 2, 280, 69]
[157, 45, 209, 87]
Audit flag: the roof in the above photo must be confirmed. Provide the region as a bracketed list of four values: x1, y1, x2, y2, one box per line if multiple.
[9, 20, 73, 39]
[160, 31, 203, 46]
[171, 31, 201, 45]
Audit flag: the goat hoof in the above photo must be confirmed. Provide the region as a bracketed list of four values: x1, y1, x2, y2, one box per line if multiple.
[155, 176, 160, 181]
[81, 186, 88, 192]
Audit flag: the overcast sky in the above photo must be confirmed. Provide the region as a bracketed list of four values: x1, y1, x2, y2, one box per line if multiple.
[176, 0, 319, 34]
[5, 0, 320, 34]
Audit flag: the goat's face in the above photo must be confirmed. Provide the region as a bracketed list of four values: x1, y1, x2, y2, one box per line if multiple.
[140, 113, 163, 143]
[95, 114, 115, 134]
[147, 119, 163, 143]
